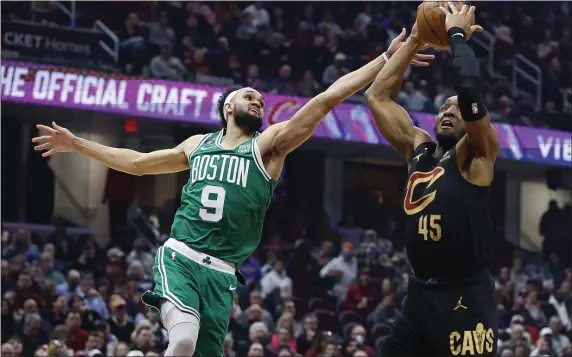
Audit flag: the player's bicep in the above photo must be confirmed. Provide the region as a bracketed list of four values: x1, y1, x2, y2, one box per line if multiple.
[132, 135, 202, 175]
[464, 114, 500, 161]
[366, 97, 431, 162]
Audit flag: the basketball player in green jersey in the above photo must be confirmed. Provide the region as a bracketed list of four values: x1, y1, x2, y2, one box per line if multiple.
[32, 31, 432, 356]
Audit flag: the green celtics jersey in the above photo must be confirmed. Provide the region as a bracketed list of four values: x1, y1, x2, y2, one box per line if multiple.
[171, 130, 277, 264]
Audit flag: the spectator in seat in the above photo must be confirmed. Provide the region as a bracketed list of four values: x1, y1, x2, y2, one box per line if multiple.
[398, 81, 429, 112]
[537, 30, 560, 60]
[131, 326, 154, 354]
[113, 342, 131, 357]
[126, 238, 154, 277]
[3, 229, 40, 262]
[14, 271, 42, 310]
[56, 269, 81, 301]
[297, 70, 321, 97]
[46, 223, 76, 263]
[348, 325, 375, 357]
[65, 309, 88, 352]
[296, 313, 318, 355]
[238, 290, 275, 331]
[319, 242, 358, 301]
[242, 2, 270, 27]
[149, 11, 175, 47]
[78, 274, 109, 320]
[108, 294, 134, 343]
[547, 316, 571, 355]
[367, 291, 398, 327]
[19, 312, 50, 357]
[343, 268, 379, 318]
[525, 290, 549, 327]
[337, 214, 364, 248]
[39, 252, 65, 288]
[270, 327, 297, 355]
[248, 342, 265, 357]
[261, 259, 293, 300]
[69, 242, 98, 277]
[150, 43, 187, 80]
[269, 65, 297, 96]
[84, 331, 106, 355]
[322, 53, 349, 86]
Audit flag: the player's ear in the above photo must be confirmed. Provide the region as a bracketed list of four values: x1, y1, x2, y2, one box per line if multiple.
[225, 102, 233, 118]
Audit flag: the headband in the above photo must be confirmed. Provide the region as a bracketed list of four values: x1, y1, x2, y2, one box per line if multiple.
[223, 87, 256, 120]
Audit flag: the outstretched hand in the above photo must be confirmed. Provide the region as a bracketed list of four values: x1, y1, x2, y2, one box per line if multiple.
[439, 2, 483, 37]
[387, 28, 435, 67]
[32, 122, 77, 157]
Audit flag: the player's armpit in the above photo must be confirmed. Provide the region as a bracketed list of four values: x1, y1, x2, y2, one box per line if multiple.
[365, 96, 432, 163]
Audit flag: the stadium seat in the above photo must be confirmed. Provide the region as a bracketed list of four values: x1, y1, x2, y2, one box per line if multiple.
[339, 310, 364, 325]
[313, 309, 337, 332]
[371, 323, 391, 339]
[309, 297, 330, 311]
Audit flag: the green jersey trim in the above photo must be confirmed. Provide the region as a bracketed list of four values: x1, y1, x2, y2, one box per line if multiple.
[252, 136, 272, 181]
[214, 130, 224, 149]
[187, 134, 211, 162]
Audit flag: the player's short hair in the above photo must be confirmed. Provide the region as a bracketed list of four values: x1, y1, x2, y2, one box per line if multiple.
[217, 84, 244, 129]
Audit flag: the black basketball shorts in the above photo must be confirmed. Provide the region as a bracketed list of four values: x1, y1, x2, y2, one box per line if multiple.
[382, 271, 498, 356]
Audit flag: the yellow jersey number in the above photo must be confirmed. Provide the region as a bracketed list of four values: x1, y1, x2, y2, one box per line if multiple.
[418, 214, 442, 241]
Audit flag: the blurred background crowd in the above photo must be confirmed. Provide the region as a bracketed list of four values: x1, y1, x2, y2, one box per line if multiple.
[3, 1, 571, 130]
[1, 200, 571, 357]
[1, 1, 571, 357]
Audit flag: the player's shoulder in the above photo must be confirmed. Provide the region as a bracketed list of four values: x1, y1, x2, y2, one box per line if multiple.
[178, 132, 217, 154]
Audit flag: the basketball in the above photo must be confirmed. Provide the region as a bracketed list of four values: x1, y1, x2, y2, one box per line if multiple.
[416, 1, 475, 47]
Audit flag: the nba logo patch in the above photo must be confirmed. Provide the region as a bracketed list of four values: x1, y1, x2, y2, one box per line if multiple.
[171, 252, 176, 261]
[471, 103, 478, 114]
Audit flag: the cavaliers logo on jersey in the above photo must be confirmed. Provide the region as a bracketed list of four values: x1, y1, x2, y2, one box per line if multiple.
[404, 167, 445, 215]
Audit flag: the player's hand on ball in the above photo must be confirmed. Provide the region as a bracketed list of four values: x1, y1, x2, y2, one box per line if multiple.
[439, 2, 483, 37]
[387, 27, 435, 67]
[32, 121, 77, 157]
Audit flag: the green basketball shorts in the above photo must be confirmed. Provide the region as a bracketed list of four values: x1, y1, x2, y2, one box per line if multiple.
[142, 238, 238, 357]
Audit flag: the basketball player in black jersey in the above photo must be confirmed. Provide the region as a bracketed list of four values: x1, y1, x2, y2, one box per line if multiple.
[364, 4, 499, 356]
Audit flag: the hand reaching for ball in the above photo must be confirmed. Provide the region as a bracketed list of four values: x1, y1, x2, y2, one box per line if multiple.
[387, 27, 434, 67]
[439, 2, 483, 38]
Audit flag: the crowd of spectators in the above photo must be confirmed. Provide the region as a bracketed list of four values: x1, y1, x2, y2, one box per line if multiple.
[2, 196, 571, 357]
[3, 2, 570, 131]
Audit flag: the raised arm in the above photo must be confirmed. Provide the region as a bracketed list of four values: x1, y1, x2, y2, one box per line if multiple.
[257, 29, 434, 158]
[32, 122, 201, 176]
[364, 26, 433, 164]
[442, 3, 499, 161]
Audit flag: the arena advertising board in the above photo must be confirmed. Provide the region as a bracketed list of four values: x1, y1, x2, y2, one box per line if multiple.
[2, 60, 570, 167]
[2, 22, 112, 66]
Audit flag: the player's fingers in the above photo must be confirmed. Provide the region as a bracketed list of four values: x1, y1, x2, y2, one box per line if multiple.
[42, 149, 55, 158]
[52, 121, 63, 130]
[414, 53, 435, 60]
[31, 136, 51, 143]
[34, 143, 52, 151]
[397, 27, 406, 40]
[439, 6, 450, 15]
[36, 124, 57, 134]
[411, 59, 430, 67]
[470, 25, 483, 33]
[467, 5, 476, 17]
[448, 2, 459, 14]
[460, 4, 469, 14]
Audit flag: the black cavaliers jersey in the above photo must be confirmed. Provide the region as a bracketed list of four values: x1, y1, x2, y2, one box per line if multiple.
[402, 142, 494, 281]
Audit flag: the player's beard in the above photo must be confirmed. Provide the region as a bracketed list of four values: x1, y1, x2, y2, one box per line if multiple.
[234, 109, 263, 134]
[436, 132, 459, 152]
